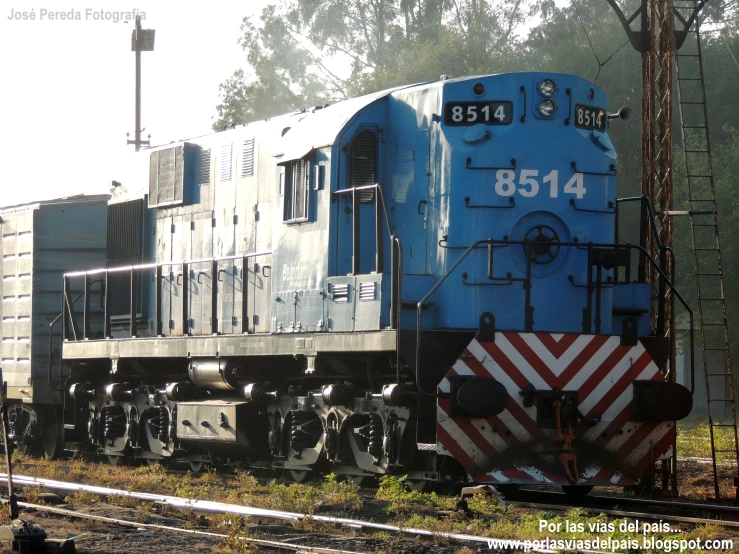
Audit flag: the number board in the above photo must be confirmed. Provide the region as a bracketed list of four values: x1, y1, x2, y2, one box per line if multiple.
[574, 104, 606, 131]
[444, 101, 513, 126]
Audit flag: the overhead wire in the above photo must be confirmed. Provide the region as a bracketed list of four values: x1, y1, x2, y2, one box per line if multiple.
[572, 0, 630, 83]
[727, 44, 739, 71]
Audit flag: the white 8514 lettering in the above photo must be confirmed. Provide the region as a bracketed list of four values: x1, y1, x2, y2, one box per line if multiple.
[492, 169, 586, 199]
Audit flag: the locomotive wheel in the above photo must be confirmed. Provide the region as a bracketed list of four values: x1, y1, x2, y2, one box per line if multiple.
[287, 469, 315, 483]
[107, 455, 125, 466]
[407, 479, 436, 493]
[344, 474, 376, 487]
[188, 461, 205, 473]
[146, 458, 165, 467]
[7, 404, 41, 456]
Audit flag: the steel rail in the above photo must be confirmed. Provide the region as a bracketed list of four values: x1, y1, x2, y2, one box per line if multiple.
[0, 473, 567, 552]
[8, 500, 368, 554]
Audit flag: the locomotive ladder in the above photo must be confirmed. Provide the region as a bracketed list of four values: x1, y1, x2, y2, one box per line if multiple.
[674, 4, 739, 500]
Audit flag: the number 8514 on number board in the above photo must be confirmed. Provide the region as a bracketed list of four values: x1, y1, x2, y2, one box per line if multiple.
[492, 169, 587, 199]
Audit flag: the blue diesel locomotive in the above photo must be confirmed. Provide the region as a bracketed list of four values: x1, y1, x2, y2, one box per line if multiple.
[49, 72, 693, 489]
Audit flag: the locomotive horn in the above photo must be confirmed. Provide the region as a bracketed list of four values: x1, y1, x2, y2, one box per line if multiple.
[607, 106, 633, 122]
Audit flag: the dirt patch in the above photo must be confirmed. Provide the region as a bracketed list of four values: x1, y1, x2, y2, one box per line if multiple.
[678, 459, 739, 501]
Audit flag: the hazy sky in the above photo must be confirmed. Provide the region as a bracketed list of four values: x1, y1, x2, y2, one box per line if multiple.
[1, 1, 269, 207]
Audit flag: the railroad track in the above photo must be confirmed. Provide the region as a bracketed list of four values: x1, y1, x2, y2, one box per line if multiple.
[3, 472, 739, 554]
[501, 487, 739, 528]
[0, 472, 574, 553]
[8, 459, 739, 529]
[11, 500, 369, 554]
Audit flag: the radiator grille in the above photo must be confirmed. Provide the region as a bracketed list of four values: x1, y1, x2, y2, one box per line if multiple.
[149, 145, 184, 207]
[348, 128, 377, 203]
[106, 199, 145, 316]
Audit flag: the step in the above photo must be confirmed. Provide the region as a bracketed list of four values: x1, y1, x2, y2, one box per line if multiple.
[712, 449, 738, 453]
[695, 248, 719, 252]
[707, 373, 733, 376]
[679, 77, 705, 81]
[704, 347, 730, 351]
[712, 424, 738, 428]
[693, 224, 717, 228]
[680, 101, 706, 104]
[702, 322, 727, 326]
[709, 399, 735, 402]
[677, 54, 701, 57]
[683, 125, 708, 128]
[687, 176, 713, 179]
[684, 149, 710, 153]
[697, 272, 721, 276]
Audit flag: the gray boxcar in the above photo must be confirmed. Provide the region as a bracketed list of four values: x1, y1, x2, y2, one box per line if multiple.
[0, 195, 109, 408]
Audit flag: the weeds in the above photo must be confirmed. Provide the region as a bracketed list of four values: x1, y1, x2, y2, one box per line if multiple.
[376, 475, 453, 514]
[65, 490, 100, 506]
[678, 424, 737, 464]
[319, 473, 362, 510]
[135, 501, 154, 523]
[268, 481, 318, 513]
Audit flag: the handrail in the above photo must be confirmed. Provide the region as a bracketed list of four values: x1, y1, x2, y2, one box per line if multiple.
[414, 238, 694, 397]
[391, 236, 403, 380]
[63, 250, 273, 279]
[63, 250, 274, 341]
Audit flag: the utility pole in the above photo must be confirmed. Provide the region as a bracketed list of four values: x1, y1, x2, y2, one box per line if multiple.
[606, 0, 706, 494]
[127, 15, 155, 151]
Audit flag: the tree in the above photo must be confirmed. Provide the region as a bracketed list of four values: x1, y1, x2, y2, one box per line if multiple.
[213, 0, 545, 129]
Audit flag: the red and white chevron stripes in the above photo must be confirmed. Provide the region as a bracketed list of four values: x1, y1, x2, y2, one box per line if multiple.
[437, 332, 675, 485]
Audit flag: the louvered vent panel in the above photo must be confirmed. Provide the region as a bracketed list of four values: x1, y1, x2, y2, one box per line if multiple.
[359, 281, 376, 301]
[241, 138, 255, 177]
[148, 144, 192, 208]
[332, 283, 349, 303]
[158, 147, 176, 204]
[294, 159, 308, 220]
[220, 143, 233, 181]
[199, 148, 211, 185]
[173, 145, 184, 203]
[349, 129, 377, 203]
[148, 153, 158, 201]
[106, 199, 145, 316]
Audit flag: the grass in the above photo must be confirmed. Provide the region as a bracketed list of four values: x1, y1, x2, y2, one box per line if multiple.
[375, 475, 455, 514]
[678, 423, 738, 464]
[10, 455, 363, 518]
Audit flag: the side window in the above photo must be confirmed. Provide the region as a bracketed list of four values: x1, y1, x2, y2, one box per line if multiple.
[348, 128, 378, 202]
[282, 158, 310, 222]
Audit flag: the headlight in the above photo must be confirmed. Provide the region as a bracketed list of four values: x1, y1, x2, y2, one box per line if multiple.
[539, 79, 556, 97]
[538, 99, 556, 117]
